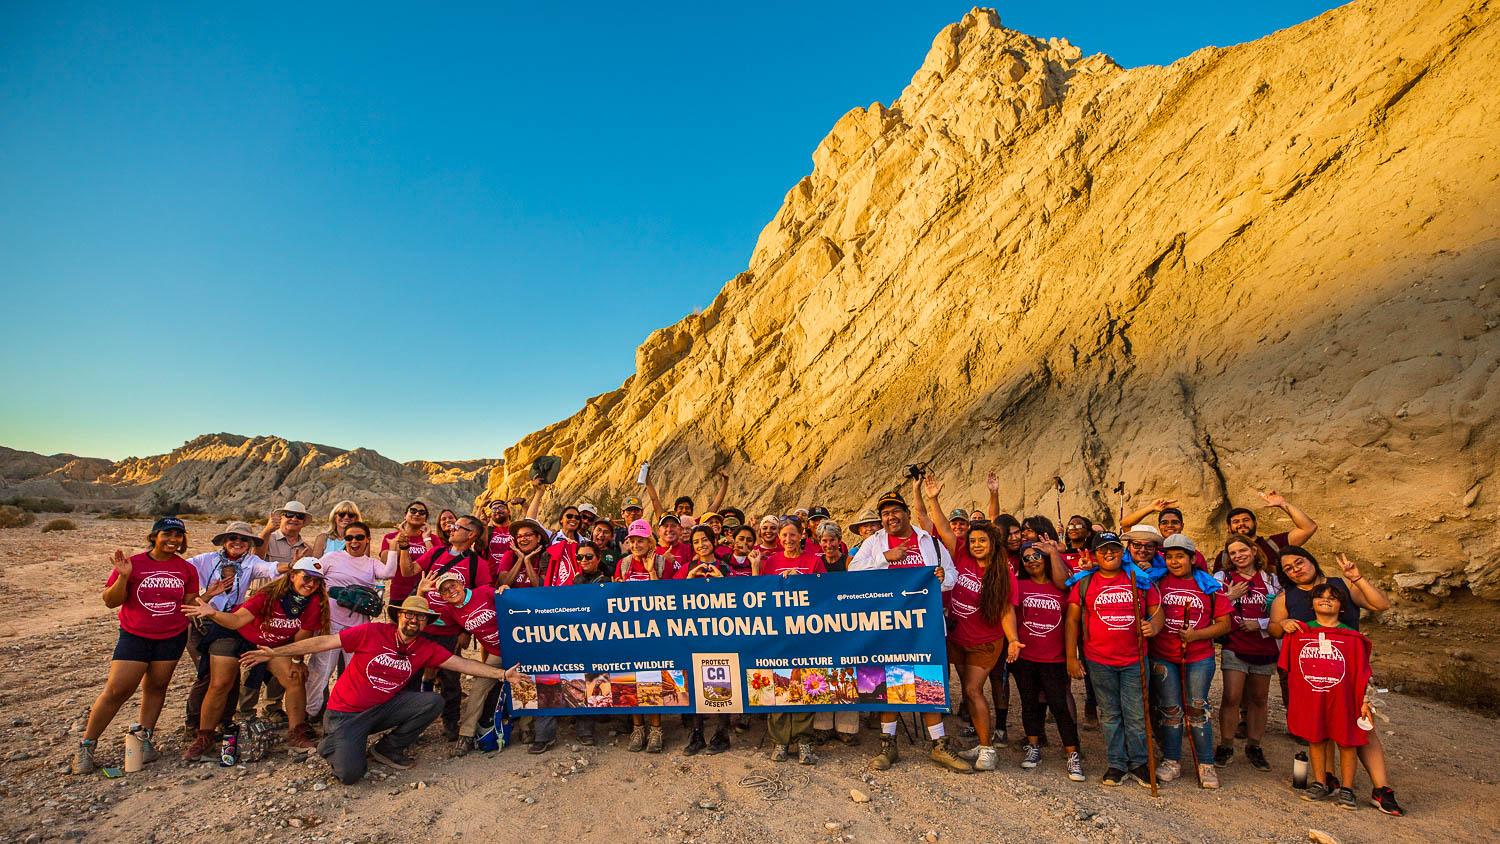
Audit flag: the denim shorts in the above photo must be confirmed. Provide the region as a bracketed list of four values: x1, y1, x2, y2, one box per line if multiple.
[1221, 647, 1277, 677]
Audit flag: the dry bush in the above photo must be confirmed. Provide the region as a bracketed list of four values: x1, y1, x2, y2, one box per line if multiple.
[0, 505, 36, 528]
[41, 518, 77, 532]
[0, 495, 72, 513]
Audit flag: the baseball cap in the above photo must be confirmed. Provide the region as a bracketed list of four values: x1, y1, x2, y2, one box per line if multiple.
[657, 514, 680, 527]
[877, 491, 908, 512]
[948, 509, 970, 521]
[626, 519, 653, 539]
[621, 496, 644, 511]
[1162, 534, 1197, 554]
[808, 506, 831, 520]
[435, 571, 465, 587]
[150, 516, 187, 534]
[1089, 532, 1124, 551]
[577, 502, 598, 516]
[291, 557, 326, 578]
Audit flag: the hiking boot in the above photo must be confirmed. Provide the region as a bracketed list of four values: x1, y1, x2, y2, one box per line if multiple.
[770, 744, 789, 762]
[1234, 719, 1248, 740]
[1245, 743, 1270, 772]
[452, 736, 475, 757]
[1101, 766, 1125, 787]
[183, 729, 217, 762]
[707, 730, 730, 754]
[369, 744, 414, 770]
[1334, 786, 1357, 809]
[813, 729, 834, 745]
[929, 737, 973, 774]
[527, 738, 554, 755]
[627, 725, 647, 752]
[871, 735, 899, 770]
[797, 741, 818, 765]
[837, 731, 859, 746]
[1066, 751, 1085, 782]
[1021, 743, 1042, 769]
[974, 746, 999, 771]
[71, 740, 98, 775]
[287, 723, 317, 752]
[1371, 786, 1404, 816]
[1302, 779, 1333, 801]
[1199, 764, 1220, 789]
[1213, 744, 1234, 768]
[1156, 759, 1180, 782]
[1128, 765, 1154, 788]
[139, 728, 161, 763]
[683, 730, 706, 756]
[645, 726, 664, 753]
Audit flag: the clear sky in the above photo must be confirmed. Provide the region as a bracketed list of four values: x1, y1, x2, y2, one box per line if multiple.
[0, 1, 1342, 463]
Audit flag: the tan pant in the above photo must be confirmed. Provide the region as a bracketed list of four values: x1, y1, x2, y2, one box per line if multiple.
[813, 710, 860, 734]
[459, 653, 505, 738]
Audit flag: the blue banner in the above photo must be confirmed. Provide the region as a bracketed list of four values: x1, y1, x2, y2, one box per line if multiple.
[494, 567, 949, 716]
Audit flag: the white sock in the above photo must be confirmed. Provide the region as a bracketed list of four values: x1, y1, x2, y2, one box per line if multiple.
[927, 722, 945, 740]
[882, 720, 898, 736]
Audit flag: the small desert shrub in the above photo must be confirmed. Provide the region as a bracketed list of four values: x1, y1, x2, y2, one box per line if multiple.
[0, 505, 36, 528]
[0, 495, 72, 513]
[41, 518, 77, 532]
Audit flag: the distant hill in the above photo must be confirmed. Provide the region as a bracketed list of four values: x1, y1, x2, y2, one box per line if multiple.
[0, 434, 501, 522]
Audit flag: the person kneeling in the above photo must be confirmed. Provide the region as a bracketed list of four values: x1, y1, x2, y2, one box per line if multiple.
[239, 595, 516, 784]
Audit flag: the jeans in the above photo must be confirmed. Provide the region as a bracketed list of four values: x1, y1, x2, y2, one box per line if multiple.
[1085, 659, 1148, 771]
[1150, 655, 1216, 766]
[320, 691, 443, 784]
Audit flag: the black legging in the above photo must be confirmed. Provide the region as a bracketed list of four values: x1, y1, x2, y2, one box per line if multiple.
[1011, 657, 1079, 747]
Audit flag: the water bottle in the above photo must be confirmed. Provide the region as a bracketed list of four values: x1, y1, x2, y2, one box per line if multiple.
[1291, 750, 1309, 789]
[636, 461, 650, 485]
[220, 722, 239, 767]
[123, 724, 145, 773]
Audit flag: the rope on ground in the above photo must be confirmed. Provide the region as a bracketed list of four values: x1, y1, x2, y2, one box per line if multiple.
[736, 768, 812, 801]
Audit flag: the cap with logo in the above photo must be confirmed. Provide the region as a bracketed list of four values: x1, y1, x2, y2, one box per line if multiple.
[948, 508, 970, 522]
[626, 519, 653, 539]
[808, 506, 831, 520]
[291, 557, 326, 578]
[877, 491, 909, 512]
[1089, 532, 1124, 551]
[621, 496, 644, 511]
[151, 516, 187, 534]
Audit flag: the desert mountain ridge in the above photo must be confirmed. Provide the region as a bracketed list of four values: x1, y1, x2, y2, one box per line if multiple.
[0, 433, 501, 522]
[481, 0, 1500, 599]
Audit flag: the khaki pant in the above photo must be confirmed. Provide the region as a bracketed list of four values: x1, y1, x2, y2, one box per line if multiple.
[813, 710, 860, 734]
[767, 711, 815, 746]
[459, 653, 505, 738]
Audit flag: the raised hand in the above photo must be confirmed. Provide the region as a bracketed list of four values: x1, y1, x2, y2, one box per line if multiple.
[1258, 490, 1287, 508]
[1151, 498, 1178, 512]
[985, 471, 999, 492]
[182, 597, 216, 619]
[921, 475, 942, 500]
[266, 509, 281, 532]
[417, 571, 440, 596]
[1335, 552, 1362, 582]
[202, 575, 231, 601]
[111, 549, 132, 578]
[1035, 537, 1060, 554]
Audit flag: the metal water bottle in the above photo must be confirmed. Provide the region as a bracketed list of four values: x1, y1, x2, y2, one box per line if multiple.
[123, 723, 145, 773]
[636, 461, 650, 485]
[1292, 751, 1309, 789]
[220, 722, 239, 767]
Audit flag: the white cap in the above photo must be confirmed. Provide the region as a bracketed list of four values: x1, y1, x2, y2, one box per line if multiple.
[280, 500, 311, 516]
[291, 556, 325, 578]
[577, 502, 598, 516]
[1162, 534, 1196, 554]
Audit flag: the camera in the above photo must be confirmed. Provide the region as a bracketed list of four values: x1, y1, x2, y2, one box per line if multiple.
[905, 462, 931, 481]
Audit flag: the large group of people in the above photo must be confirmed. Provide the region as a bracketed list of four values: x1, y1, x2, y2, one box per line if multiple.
[70, 469, 1402, 816]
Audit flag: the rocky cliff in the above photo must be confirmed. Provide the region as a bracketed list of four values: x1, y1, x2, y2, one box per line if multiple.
[0, 434, 500, 522]
[483, 0, 1500, 598]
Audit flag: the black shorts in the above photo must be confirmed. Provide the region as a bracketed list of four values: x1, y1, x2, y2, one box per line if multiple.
[112, 628, 189, 663]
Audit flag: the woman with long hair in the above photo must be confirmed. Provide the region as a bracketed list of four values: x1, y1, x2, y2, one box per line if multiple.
[304, 521, 395, 723]
[1212, 533, 1279, 772]
[383, 501, 439, 603]
[924, 476, 1020, 772]
[309, 501, 361, 557]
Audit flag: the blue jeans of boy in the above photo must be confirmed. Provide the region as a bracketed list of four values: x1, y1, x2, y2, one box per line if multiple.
[1149, 655, 1216, 766]
[1085, 659, 1148, 771]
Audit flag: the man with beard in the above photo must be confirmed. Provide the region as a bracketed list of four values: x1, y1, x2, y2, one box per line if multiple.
[483, 498, 514, 564]
[241, 596, 515, 784]
[1215, 490, 1318, 571]
[849, 491, 969, 774]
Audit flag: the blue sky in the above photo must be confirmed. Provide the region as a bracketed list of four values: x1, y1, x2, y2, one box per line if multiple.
[0, 1, 1341, 463]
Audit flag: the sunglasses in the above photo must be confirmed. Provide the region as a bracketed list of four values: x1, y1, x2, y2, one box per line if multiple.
[562, 512, 580, 520]
[1022, 552, 1045, 562]
[408, 508, 428, 516]
[281, 513, 306, 520]
[1128, 541, 1157, 550]
[449, 524, 473, 533]
[345, 534, 369, 542]
[577, 554, 597, 561]
[224, 536, 250, 543]
[335, 512, 356, 519]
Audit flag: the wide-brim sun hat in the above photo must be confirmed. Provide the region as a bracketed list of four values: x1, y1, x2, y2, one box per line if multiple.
[849, 510, 881, 530]
[213, 521, 265, 546]
[388, 594, 440, 621]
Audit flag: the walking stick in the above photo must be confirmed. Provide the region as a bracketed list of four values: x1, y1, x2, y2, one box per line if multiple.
[1179, 599, 1203, 788]
[1134, 581, 1159, 797]
[1114, 481, 1126, 529]
[1053, 476, 1065, 533]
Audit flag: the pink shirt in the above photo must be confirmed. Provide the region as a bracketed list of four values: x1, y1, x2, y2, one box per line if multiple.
[107, 553, 195, 639]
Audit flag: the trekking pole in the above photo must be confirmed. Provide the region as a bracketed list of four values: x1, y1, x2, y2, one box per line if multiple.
[1114, 481, 1126, 529]
[1134, 583, 1159, 797]
[1179, 600, 1202, 788]
[1053, 476, 1065, 533]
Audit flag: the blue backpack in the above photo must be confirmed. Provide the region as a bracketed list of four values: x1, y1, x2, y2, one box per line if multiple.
[475, 682, 515, 752]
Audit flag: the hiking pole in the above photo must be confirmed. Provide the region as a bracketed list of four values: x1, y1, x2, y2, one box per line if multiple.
[1053, 476, 1065, 533]
[1114, 481, 1126, 529]
[1134, 583, 1159, 797]
[1179, 600, 1202, 788]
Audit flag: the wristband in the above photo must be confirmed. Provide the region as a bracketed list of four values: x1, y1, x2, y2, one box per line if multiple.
[1350, 576, 1363, 583]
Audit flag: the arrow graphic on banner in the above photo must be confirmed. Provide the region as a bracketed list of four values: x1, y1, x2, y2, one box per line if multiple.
[901, 589, 929, 596]
[509, 608, 533, 614]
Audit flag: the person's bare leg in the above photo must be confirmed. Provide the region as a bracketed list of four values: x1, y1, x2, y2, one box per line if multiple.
[199, 656, 239, 731]
[85, 661, 148, 741]
[1357, 729, 1389, 788]
[962, 664, 990, 743]
[1218, 669, 1245, 741]
[138, 660, 177, 731]
[1245, 673, 1271, 742]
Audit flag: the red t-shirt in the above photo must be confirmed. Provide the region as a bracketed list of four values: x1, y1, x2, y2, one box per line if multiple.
[656, 541, 692, 570]
[1068, 572, 1160, 667]
[1222, 570, 1279, 659]
[1215, 531, 1292, 572]
[615, 555, 657, 582]
[762, 550, 827, 576]
[328, 622, 452, 713]
[1014, 578, 1068, 663]
[1278, 625, 1372, 746]
[237, 591, 324, 647]
[542, 542, 579, 588]
[494, 547, 546, 588]
[723, 555, 754, 577]
[486, 524, 512, 563]
[412, 548, 491, 633]
[1149, 574, 1232, 663]
[107, 553, 196, 639]
[1060, 549, 1088, 574]
[382, 531, 441, 602]
[885, 533, 927, 568]
[436, 586, 502, 658]
[947, 547, 1019, 647]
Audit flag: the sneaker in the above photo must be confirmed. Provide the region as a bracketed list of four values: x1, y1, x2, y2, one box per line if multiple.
[1370, 786, 1404, 816]
[683, 730, 706, 756]
[770, 744, 789, 762]
[1334, 786, 1357, 810]
[369, 745, 414, 770]
[1021, 744, 1042, 769]
[627, 725, 647, 752]
[992, 727, 1009, 748]
[929, 737, 974, 774]
[70, 739, 98, 775]
[1198, 764, 1219, 789]
[1101, 766, 1125, 787]
[974, 746, 999, 771]
[957, 745, 981, 762]
[1128, 765, 1154, 788]
[182, 730, 217, 762]
[707, 730, 730, 755]
[1213, 744, 1234, 768]
[1234, 719, 1248, 740]
[1245, 743, 1270, 772]
[452, 736, 475, 757]
[1156, 759, 1180, 782]
[1302, 780, 1333, 801]
[871, 736, 899, 770]
[139, 728, 160, 763]
[527, 738, 554, 755]
[797, 741, 818, 765]
[958, 723, 977, 739]
[1066, 751, 1085, 782]
[287, 723, 318, 752]
[645, 726, 664, 754]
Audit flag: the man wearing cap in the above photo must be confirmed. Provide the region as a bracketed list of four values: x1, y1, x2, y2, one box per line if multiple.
[849, 490, 967, 773]
[246, 502, 312, 723]
[182, 522, 286, 738]
[483, 498, 515, 564]
[615, 495, 646, 546]
[241, 596, 516, 783]
[1216, 490, 1318, 571]
[577, 502, 599, 534]
[948, 509, 972, 543]
[653, 514, 693, 579]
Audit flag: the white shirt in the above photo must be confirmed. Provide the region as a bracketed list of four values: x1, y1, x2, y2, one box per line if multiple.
[848, 527, 956, 591]
[186, 551, 280, 611]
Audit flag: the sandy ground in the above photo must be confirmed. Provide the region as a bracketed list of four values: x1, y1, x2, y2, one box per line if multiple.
[1, 516, 1498, 844]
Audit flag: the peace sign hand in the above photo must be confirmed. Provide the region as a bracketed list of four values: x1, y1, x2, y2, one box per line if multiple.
[1336, 553, 1362, 582]
[1151, 498, 1178, 512]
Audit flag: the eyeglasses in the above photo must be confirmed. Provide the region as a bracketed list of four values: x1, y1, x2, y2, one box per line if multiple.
[1022, 552, 1044, 562]
[408, 508, 428, 516]
[448, 524, 473, 533]
[577, 554, 597, 561]
[1128, 541, 1157, 550]
[345, 534, 368, 542]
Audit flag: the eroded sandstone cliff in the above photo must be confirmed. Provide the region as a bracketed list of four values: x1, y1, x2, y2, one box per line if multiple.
[485, 1, 1500, 597]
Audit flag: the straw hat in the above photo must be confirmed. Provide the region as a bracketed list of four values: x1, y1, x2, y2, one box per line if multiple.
[387, 595, 440, 621]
